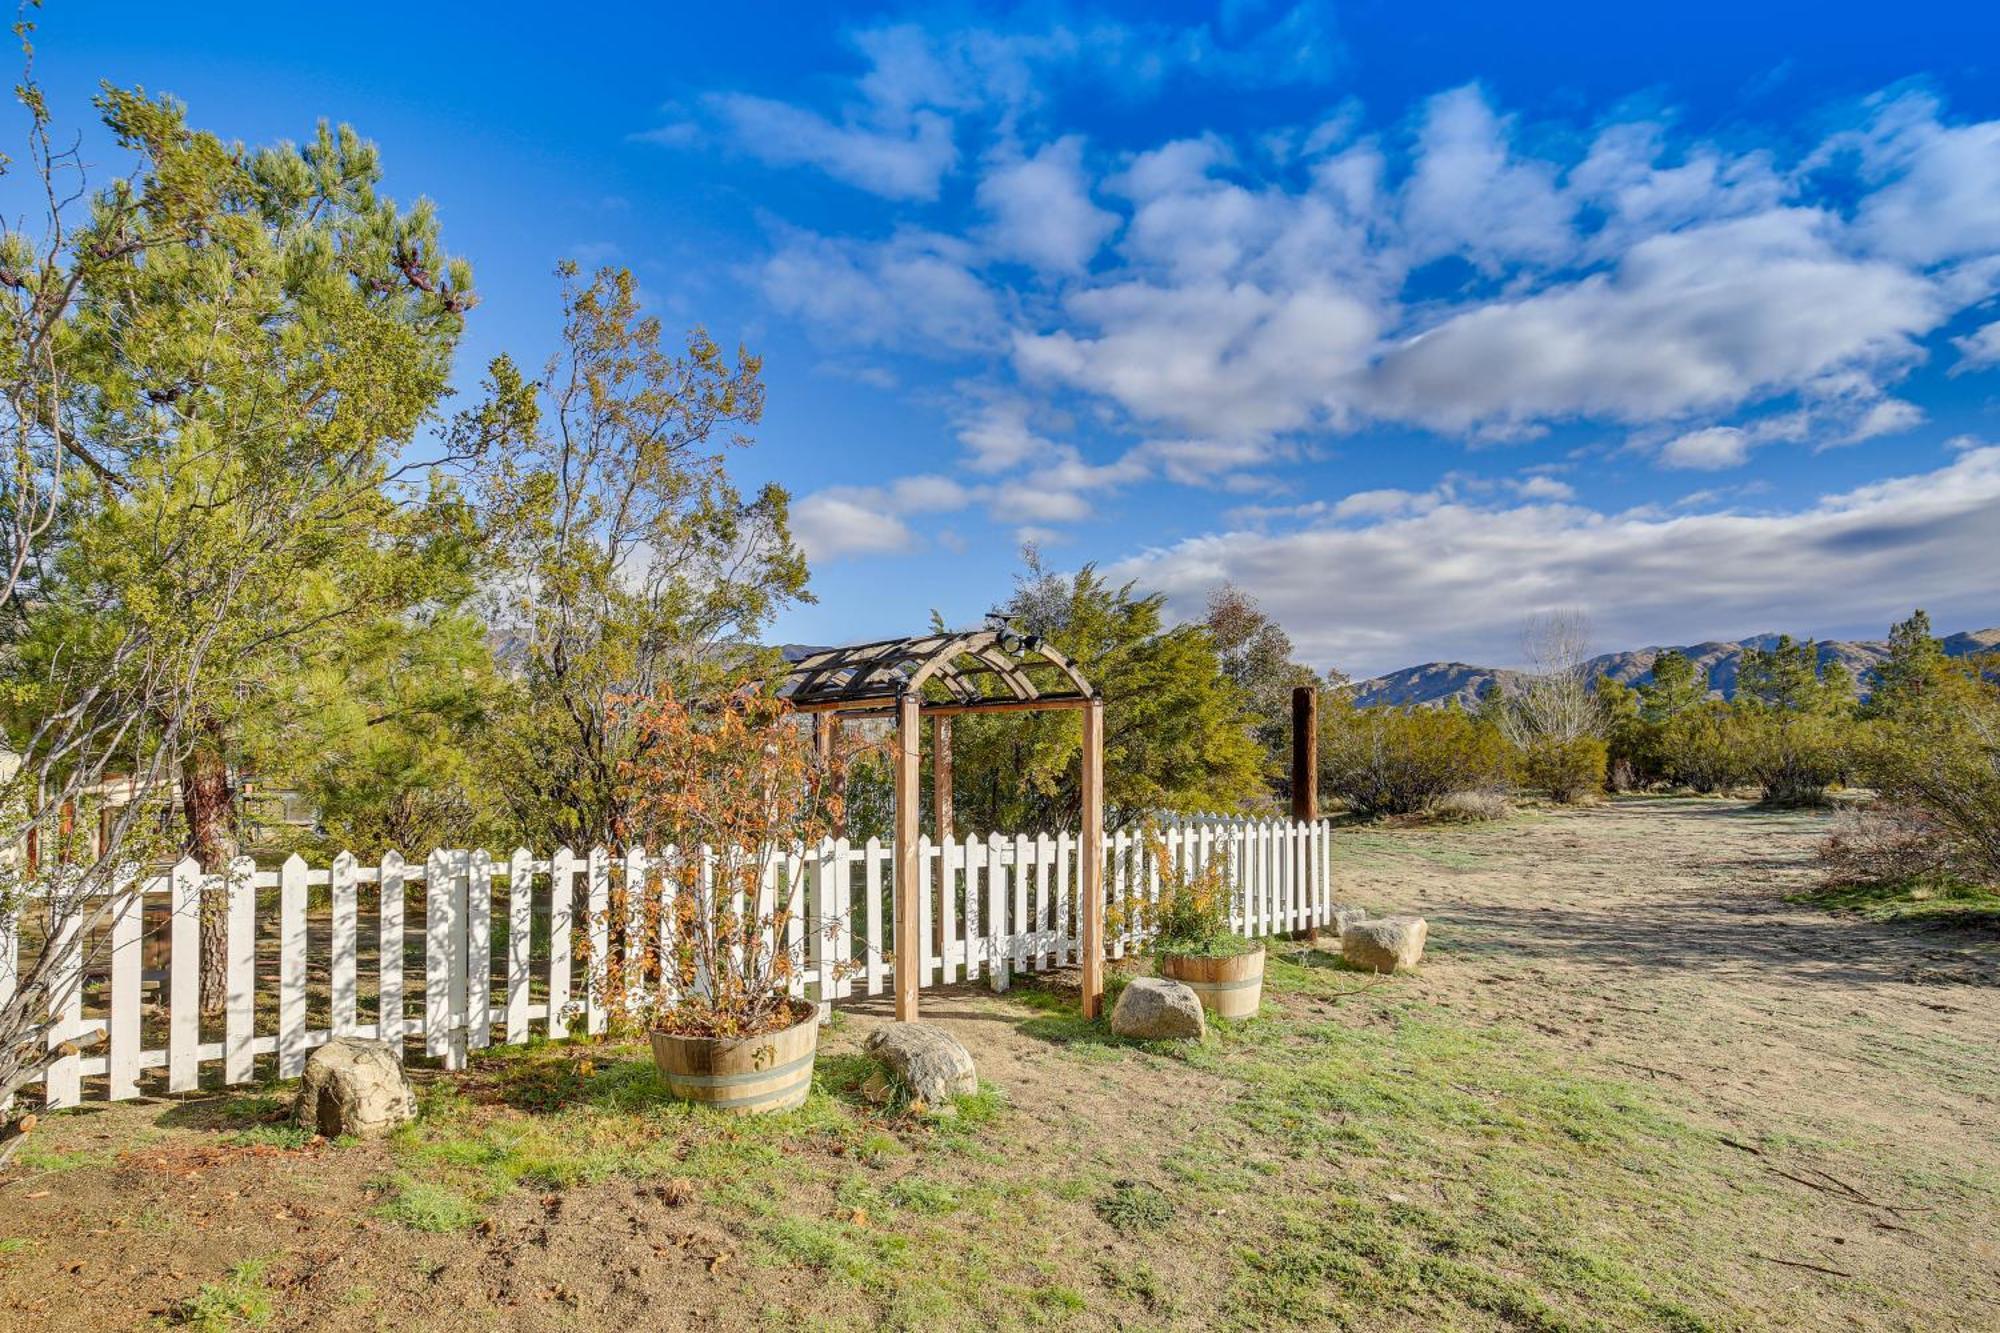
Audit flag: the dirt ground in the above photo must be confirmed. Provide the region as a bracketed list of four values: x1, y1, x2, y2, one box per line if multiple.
[1, 797, 1995, 1332]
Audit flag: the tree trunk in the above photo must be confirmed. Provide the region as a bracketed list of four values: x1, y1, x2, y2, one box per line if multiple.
[182, 725, 238, 1017]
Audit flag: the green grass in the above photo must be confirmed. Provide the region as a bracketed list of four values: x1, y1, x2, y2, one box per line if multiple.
[172, 1258, 275, 1330]
[226, 1124, 314, 1150]
[371, 1176, 483, 1233]
[0, 1238, 33, 1258]
[1796, 875, 2000, 924]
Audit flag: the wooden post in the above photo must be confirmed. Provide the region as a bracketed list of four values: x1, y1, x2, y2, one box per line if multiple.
[816, 714, 846, 839]
[931, 715, 953, 839]
[1290, 685, 1318, 823]
[1079, 698, 1106, 1019]
[893, 694, 922, 1021]
[931, 714, 952, 955]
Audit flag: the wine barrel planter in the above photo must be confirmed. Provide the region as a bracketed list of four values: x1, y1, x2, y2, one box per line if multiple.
[649, 1004, 820, 1115]
[1159, 947, 1266, 1019]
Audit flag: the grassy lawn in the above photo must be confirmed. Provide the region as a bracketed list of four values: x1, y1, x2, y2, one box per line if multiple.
[305, 955, 1765, 1331]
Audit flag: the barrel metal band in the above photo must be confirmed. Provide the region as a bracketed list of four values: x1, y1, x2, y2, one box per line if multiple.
[1176, 975, 1262, 993]
[664, 1049, 816, 1089]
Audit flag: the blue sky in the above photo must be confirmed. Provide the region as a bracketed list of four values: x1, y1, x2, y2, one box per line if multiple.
[28, 0, 2000, 675]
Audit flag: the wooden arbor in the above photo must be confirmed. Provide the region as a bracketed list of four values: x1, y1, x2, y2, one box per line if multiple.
[778, 630, 1107, 1021]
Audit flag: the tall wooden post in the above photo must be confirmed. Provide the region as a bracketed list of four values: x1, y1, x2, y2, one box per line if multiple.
[893, 694, 922, 1021]
[1079, 698, 1106, 1019]
[1290, 685, 1318, 823]
[816, 714, 847, 839]
[931, 715, 953, 839]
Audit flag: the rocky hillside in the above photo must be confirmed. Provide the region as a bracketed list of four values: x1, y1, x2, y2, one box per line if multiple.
[1352, 626, 2000, 709]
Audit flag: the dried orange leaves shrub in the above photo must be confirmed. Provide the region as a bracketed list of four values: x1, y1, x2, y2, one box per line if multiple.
[1125, 826, 1253, 959]
[612, 692, 858, 1039]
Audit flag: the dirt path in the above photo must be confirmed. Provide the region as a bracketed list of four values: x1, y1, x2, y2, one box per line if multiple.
[1340, 797, 2000, 1321]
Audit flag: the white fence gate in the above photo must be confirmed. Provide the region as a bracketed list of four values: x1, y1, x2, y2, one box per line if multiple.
[4, 818, 1331, 1110]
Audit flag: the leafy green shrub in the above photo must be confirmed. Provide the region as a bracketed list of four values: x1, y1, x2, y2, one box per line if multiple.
[1734, 706, 1853, 807]
[1319, 701, 1513, 818]
[1517, 735, 1607, 803]
[1655, 702, 1744, 793]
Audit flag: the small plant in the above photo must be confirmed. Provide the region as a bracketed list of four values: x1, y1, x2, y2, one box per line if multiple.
[373, 1176, 483, 1233]
[174, 1258, 275, 1330]
[1095, 1179, 1174, 1233]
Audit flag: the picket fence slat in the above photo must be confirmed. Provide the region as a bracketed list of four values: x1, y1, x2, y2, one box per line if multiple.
[107, 882, 141, 1101]
[548, 847, 574, 1036]
[168, 859, 201, 1092]
[507, 848, 533, 1045]
[585, 848, 609, 1038]
[43, 903, 82, 1109]
[378, 851, 406, 1056]
[864, 837, 885, 996]
[424, 850, 455, 1063]
[331, 852, 359, 1038]
[226, 858, 257, 1083]
[278, 855, 309, 1079]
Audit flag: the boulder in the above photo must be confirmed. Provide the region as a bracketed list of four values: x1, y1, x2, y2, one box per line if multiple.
[1331, 905, 1369, 937]
[294, 1037, 417, 1139]
[1109, 977, 1206, 1040]
[862, 1023, 978, 1109]
[1341, 916, 1428, 973]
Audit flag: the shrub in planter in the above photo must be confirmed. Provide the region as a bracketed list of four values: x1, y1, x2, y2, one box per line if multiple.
[1134, 832, 1263, 1019]
[615, 691, 848, 1114]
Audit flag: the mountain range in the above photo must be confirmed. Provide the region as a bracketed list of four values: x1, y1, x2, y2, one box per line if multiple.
[1351, 626, 2000, 710]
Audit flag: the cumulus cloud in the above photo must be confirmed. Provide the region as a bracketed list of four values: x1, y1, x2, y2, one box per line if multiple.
[977, 136, 1120, 272]
[1845, 92, 2000, 267]
[1659, 426, 1752, 471]
[1951, 319, 2000, 374]
[1401, 85, 1574, 270]
[790, 474, 975, 561]
[1015, 280, 1377, 437]
[758, 228, 1002, 354]
[1367, 210, 1942, 435]
[1105, 446, 2000, 677]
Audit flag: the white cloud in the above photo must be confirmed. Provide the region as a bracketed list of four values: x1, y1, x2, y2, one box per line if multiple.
[977, 136, 1119, 272]
[791, 474, 975, 562]
[1105, 446, 2000, 677]
[792, 493, 918, 560]
[1368, 210, 1942, 435]
[705, 93, 957, 201]
[1401, 85, 1574, 271]
[1951, 319, 2000, 374]
[1842, 397, 1924, 443]
[1511, 475, 1576, 501]
[1846, 92, 2000, 267]
[759, 228, 1001, 354]
[1015, 280, 1377, 437]
[1659, 426, 1752, 471]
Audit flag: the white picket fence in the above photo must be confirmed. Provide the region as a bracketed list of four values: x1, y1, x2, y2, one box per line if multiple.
[3, 818, 1331, 1110]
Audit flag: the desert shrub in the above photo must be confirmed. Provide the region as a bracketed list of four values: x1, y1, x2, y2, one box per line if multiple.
[1655, 702, 1744, 793]
[1428, 790, 1511, 823]
[1856, 653, 2000, 885]
[1518, 735, 1607, 803]
[1319, 702, 1513, 818]
[1818, 804, 1955, 888]
[1736, 707, 1853, 807]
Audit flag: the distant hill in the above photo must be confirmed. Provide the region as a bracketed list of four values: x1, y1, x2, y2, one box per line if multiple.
[1352, 626, 2000, 709]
